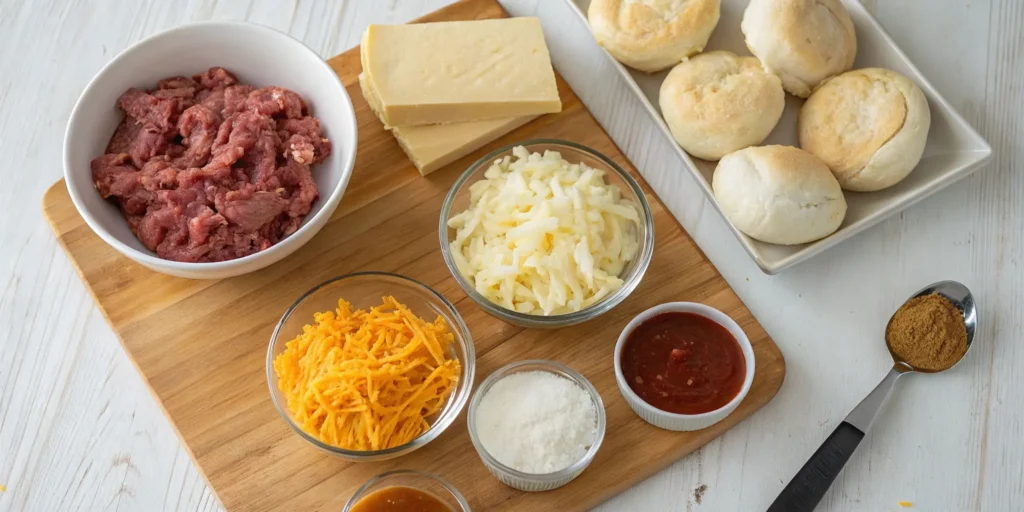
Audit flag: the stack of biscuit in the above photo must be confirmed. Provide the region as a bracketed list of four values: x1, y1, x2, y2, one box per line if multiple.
[588, 0, 932, 246]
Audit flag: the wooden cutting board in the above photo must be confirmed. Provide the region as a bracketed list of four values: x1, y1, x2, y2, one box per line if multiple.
[42, 0, 785, 510]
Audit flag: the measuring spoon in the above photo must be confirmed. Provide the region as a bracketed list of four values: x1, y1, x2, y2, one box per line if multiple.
[768, 280, 977, 512]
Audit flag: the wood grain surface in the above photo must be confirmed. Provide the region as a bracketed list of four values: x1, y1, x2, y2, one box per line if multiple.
[37, 1, 783, 510]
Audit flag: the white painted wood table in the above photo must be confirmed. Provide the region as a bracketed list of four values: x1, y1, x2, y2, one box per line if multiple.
[1, 0, 1021, 510]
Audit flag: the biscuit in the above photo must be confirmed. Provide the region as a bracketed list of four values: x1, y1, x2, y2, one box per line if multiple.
[799, 68, 931, 191]
[660, 51, 785, 160]
[589, 0, 720, 73]
[713, 145, 846, 245]
[741, 0, 856, 97]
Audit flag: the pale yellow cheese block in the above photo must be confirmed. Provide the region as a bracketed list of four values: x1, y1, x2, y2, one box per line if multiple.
[361, 17, 561, 126]
[392, 117, 537, 175]
[359, 73, 537, 175]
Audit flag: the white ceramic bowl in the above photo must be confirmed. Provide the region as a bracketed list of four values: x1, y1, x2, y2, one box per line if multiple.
[614, 302, 755, 431]
[63, 21, 358, 279]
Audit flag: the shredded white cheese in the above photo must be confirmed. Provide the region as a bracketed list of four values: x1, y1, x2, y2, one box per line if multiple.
[474, 371, 598, 474]
[447, 146, 640, 315]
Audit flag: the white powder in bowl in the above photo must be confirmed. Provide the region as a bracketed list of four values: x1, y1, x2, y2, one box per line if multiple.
[474, 370, 598, 474]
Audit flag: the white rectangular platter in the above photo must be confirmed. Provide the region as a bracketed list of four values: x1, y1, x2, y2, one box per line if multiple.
[503, 0, 992, 274]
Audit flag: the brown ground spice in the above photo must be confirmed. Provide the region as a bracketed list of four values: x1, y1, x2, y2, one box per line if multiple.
[885, 294, 968, 371]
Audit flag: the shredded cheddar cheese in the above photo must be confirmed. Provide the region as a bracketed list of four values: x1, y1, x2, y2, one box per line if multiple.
[273, 296, 461, 451]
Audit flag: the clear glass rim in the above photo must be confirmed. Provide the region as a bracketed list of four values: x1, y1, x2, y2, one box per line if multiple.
[466, 359, 607, 483]
[265, 271, 476, 458]
[438, 139, 656, 326]
[341, 469, 472, 512]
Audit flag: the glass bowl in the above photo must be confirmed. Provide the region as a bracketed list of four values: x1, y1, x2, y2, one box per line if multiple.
[439, 139, 655, 328]
[466, 360, 607, 492]
[266, 271, 475, 461]
[342, 470, 471, 512]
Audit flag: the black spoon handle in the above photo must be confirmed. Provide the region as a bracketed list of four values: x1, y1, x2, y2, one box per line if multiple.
[767, 421, 865, 512]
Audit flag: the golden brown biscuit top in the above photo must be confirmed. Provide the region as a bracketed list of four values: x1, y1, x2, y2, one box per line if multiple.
[740, 145, 833, 184]
[776, 0, 856, 73]
[800, 68, 910, 176]
[665, 51, 775, 111]
[590, 0, 720, 50]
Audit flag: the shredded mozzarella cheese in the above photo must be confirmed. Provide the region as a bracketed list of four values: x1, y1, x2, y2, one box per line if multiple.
[447, 146, 640, 315]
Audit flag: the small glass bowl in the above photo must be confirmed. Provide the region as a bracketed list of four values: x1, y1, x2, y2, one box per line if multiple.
[342, 470, 471, 512]
[266, 271, 475, 461]
[467, 360, 606, 492]
[439, 139, 655, 328]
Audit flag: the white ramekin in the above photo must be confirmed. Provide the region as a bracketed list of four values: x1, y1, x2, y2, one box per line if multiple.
[467, 360, 606, 492]
[614, 302, 755, 431]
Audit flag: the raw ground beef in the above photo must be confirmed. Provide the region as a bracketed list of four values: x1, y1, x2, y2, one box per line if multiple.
[90, 66, 331, 263]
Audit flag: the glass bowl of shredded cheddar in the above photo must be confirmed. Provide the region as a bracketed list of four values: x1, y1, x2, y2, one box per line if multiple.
[266, 271, 475, 460]
[440, 140, 655, 328]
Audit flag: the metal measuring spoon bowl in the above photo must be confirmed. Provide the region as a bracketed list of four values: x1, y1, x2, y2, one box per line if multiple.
[769, 281, 977, 512]
[885, 280, 977, 373]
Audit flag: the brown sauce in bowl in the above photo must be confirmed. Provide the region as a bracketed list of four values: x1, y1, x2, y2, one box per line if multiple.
[621, 312, 746, 415]
[349, 486, 452, 512]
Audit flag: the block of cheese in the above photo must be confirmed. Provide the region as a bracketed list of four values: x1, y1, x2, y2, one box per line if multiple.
[359, 73, 536, 175]
[392, 117, 537, 175]
[361, 18, 561, 126]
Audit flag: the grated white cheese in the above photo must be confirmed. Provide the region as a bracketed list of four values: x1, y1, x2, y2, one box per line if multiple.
[447, 146, 640, 315]
[474, 370, 598, 474]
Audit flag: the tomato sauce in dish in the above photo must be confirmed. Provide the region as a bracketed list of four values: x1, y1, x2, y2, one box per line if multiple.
[620, 312, 746, 415]
[350, 486, 452, 512]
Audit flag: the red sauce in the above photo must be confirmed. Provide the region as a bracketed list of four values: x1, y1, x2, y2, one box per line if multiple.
[350, 486, 452, 512]
[620, 312, 746, 415]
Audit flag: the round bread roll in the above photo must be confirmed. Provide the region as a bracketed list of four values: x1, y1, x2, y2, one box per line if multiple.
[660, 51, 785, 161]
[740, 0, 856, 98]
[588, 0, 721, 73]
[712, 145, 846, 245]
[799, 68, 930, 192]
